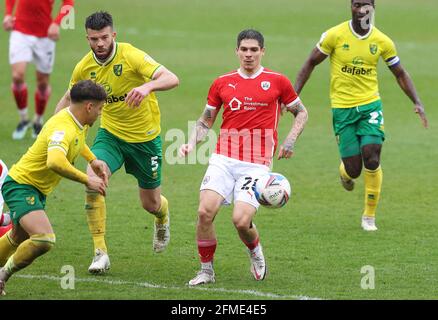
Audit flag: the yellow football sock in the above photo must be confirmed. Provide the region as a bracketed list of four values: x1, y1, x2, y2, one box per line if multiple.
[154, 195, 169, 225]
[363, 166, 383, 218]
[3, 233, 55, 279]
[85, 192, 107, 253]
[339, 162, 353, 180]
[0, 231, 19, 267]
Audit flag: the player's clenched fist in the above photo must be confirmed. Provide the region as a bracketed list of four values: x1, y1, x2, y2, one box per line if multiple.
[2, 15, 14, 31]
[126, 84, 151, 108]
[86, 176, 107, 196]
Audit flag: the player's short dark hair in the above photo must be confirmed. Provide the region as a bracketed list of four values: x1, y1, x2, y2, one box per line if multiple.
[237, 29, 264, 48]
[351, 0, 375, 4]
[70, 80, 107, 103]
[85, 11, 113, 30]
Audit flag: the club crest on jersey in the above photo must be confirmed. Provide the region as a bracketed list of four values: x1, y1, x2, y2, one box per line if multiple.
[261, 81, 271, 91]
[26, 196, 35, 206]
[370, 44, 378, 55]
[113, 64, 123, 76]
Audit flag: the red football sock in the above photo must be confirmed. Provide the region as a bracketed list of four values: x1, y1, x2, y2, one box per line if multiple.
[35, 86, 51, 118]
[11, 83, 28, 110]
[197, 239, 217, 263]
[241, 235, 259, 251]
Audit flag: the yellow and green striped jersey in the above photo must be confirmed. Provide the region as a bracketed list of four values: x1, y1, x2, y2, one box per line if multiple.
[317, 21, 400, 108]
[9, 109, 89, 195]
[70, 42, 162, 143]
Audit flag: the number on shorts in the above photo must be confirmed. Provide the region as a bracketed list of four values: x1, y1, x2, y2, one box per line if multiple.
[240, 177, 258, 191]
[151, 156, 159, 172]
[369, 111, 383, 125]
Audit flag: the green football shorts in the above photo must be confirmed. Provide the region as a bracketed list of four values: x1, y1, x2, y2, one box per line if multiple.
[91, 128, 162, 189]
[1, 176, 47, 226]
[332, 100, 385, 158]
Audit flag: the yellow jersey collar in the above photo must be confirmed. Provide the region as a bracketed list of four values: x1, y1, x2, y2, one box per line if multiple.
[349, 20, 373, 40]
[67, 107, 84, 130]
[93, 41, 118, 66]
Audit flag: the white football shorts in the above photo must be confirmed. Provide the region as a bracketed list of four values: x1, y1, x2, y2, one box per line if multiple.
[9, 30, 56, 74]
[200, 153, 270, 210]
[0, 160, 8, 213]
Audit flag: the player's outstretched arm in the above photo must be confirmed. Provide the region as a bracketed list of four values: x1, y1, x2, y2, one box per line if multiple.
[294, 48, 328, 95]
[47, 149, 106, 195]
[389, 63, 428, 128]
[125, 66, 179, 108]
[48, 0, 74, 41]
[54, 90, 71, 114]
[278, 102, 309, 160]
[178, 106, 219, 157]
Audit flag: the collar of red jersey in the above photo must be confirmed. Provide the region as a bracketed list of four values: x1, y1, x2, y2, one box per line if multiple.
[238, 66, 264, 79]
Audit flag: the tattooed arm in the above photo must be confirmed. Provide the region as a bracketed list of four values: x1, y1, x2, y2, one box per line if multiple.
[277, 101, 309, 160]
[178, 106, 220, 157]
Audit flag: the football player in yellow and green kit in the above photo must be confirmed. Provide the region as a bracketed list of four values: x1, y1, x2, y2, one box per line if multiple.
[295, 0, 428, 231]
[0, 80, 108, 295]
[55, 11, 179, 273]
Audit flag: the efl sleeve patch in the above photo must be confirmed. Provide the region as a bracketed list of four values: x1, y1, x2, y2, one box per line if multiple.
[50, 131, 65, 143]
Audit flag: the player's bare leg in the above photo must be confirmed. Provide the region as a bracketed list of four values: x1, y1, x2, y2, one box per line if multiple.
[0, 210, 55, 295]
[188, 190, 223, 286]
[33, 71, 52, 138]
[86, 163, 111, 274]
[139, 187, 170, 253]
[11, 62, 30, 140]
[233, 201, 266, 281]
[361, 144, 382, 231]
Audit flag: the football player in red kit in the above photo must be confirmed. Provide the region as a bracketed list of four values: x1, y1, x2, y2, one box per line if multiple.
[0, 160, 12, 237]
[179, 29, 309, 286]
[3, 0, 74, 140]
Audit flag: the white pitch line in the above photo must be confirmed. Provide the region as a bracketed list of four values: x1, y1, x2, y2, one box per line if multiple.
[16, 274, 322, 300]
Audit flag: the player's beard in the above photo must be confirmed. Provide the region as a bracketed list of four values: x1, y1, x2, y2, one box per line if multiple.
[94, 42, 114, 62]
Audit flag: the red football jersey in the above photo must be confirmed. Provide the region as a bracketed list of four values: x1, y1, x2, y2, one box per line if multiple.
[6, 0, 74, 38]
[207, 67, 300, 166]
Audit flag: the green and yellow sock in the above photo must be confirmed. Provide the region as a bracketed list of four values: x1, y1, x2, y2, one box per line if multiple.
[340, 162, 353, 181]
[85, 192, 107, 253]
[363, 166, 383, 218]
[154, 195, 169, 225]
[3, 233, 55, 280]
[0, 231, 19, 267]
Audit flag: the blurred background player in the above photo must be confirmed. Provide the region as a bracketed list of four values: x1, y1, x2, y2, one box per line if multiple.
[0, 160, 12, 237]
[179, 29, 308, 286]
[294, 0, 428, 231]
[3, 0, 74, 140]
[0, 80, 108, 296]
[55, 11, 179, 274]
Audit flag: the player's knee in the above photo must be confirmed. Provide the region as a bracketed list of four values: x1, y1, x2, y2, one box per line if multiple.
[142, 199, 161, 214]
[232, 218, 251, 233]
[30, 233, 56, 255]
[197, 207, 216, 226]
[363, 157, 380, 170]
[12, 73, 25, 85]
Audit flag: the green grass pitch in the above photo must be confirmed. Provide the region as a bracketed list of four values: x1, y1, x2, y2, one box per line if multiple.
[0, 0, 437, 300]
